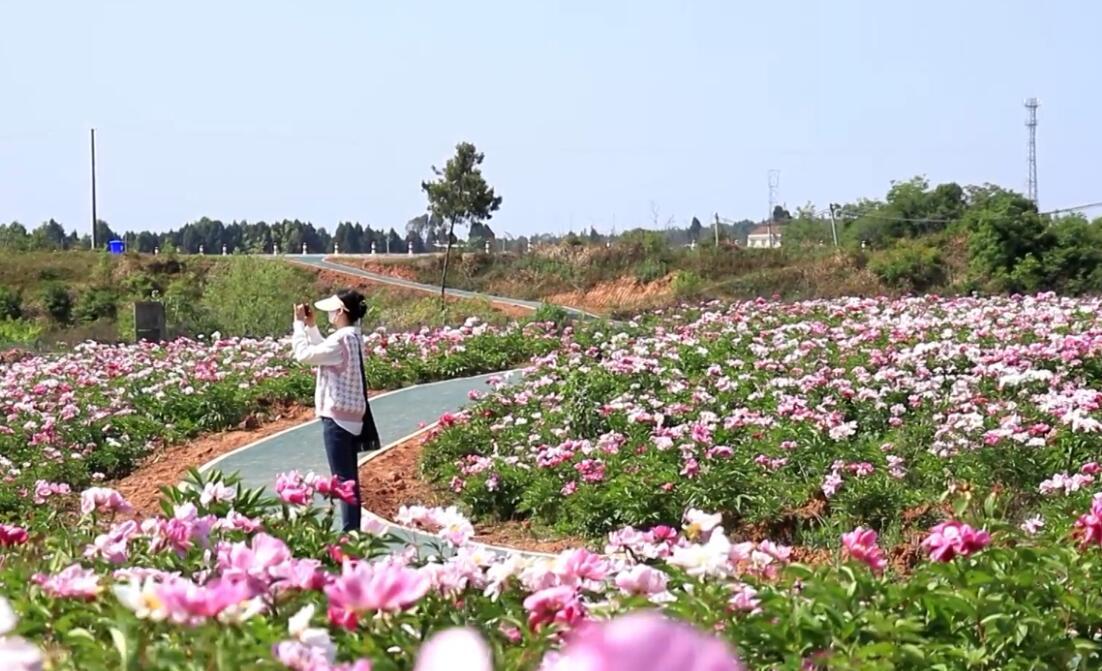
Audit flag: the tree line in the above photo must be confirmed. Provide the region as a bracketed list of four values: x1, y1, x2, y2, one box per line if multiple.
[0, 216, 507, 255]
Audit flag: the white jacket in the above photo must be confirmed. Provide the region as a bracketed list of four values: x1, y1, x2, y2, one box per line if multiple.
[291, 322, 366, 431]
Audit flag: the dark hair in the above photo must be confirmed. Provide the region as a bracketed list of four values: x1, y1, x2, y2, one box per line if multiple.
[336, 289, 368, 322]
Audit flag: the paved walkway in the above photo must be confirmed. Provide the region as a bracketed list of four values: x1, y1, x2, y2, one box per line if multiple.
[202, 372, 509, 492]
[199, 370, 546, 556]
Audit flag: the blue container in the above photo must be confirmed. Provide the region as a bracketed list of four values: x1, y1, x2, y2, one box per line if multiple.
[107, 239, 125, 255]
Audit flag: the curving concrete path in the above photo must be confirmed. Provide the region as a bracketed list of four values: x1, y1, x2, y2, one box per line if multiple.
[200, 372, 508, 491]
[198, 369, 554, 557]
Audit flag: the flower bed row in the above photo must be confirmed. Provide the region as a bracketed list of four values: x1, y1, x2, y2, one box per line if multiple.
[421, 294, 1102, 547]
[0, 319, 561, 515]
[3, 471, 1102, 669]
[359, 320, 561, 389]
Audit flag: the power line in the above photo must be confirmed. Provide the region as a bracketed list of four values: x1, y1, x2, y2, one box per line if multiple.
[817, 209, 954, 224]
[1040, 201, 1102, 216]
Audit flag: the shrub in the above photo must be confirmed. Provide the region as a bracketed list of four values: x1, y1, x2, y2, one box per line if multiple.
[74, 288, 119, 324]
[532, 303, 570, 328]
[868, 239, 946, 292]
[38, 283, 72, 324]
[0, 318, 42, 346]
[199, 258, 317, 337]
[671, 270, 704, 299]
[633, 258, 667, 284]
[0, 286, 21, 320]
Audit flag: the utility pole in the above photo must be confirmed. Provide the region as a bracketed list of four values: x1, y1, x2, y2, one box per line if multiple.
[1025, 98, 1039, 207]
[828, 204, 840, 247]
[713, 213, 720, 247]
[90, 129, 98, 250]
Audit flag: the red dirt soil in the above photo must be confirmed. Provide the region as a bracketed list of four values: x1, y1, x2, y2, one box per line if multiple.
[358, 432, 585, 553]
[546, 276, 673, 315]
[113, 391, 384, 517]
[0, 349, 30, 365]
[113, 403, 316, 516]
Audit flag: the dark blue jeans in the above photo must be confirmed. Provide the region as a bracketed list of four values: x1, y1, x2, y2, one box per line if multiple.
[321, 418, 362, 532]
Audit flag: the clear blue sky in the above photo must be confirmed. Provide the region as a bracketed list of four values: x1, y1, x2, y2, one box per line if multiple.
[2, 0, 1100, 238]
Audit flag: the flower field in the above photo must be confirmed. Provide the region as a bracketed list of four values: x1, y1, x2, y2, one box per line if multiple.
[9, 295, 1102, 668]
[423, 294, 1102, 550]
[359, 320, 561, 389]
[2, 468, 1102, 669]
[0, 320, 559, 515]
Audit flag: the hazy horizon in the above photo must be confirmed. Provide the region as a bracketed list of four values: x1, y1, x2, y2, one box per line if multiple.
[3, 0, 1100, 238]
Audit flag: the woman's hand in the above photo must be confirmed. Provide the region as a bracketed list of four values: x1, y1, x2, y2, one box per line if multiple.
[294, 304, 316, 326]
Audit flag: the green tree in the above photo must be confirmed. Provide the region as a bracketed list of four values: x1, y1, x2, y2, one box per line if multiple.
[31, 219, 68, 250]
[688, 217, 703, 242]
[421, 142, 502, 304]
[783, 203, 832, 247]
[199, 258, 316, 337]
[1041, 215, 1102, 294]
[405, 230, 426, 254]
[964, 187, 1048, 291]
[0, 222, 30, 251]
[93, 220, 120, 249]
[386, 228, 403, 254]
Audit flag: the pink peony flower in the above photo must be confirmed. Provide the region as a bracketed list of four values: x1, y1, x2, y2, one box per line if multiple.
[921, 521, 991, 562]
[0, 596, 43, 671]
[32, 480, 70, 505]
[841, 527, 887, 574]
[1075, 496, 1102, 546]
[309, 474, 358, 505]
[0, 637, 43, 671]
[326, 603, 359, 631]
[84, 520, 138, 564]
[729, 582, 761, 614]
[275, 471, 313, 506]
[271, 558, 328, 592]
[0, 524, 29, 548]
[80, 487, 133, 516]
[614, 565, 669, 596]
[412, 614, 746, 671]
[324, 560, 430, 617]
[547, 612, 745, 671]
[199, 481, 237, 506]
[218, 533, 292, 585]
[154, 575, 259, 626]
[415, 628, 492, 671]
[523, 585, 586, 631]
[554, 548, 609, 587]
[33, 564, 101, 600]
[272, 640, 332, 670]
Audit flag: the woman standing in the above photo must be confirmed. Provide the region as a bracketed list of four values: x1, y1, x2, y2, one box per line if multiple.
[291, 289, 381, 532]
